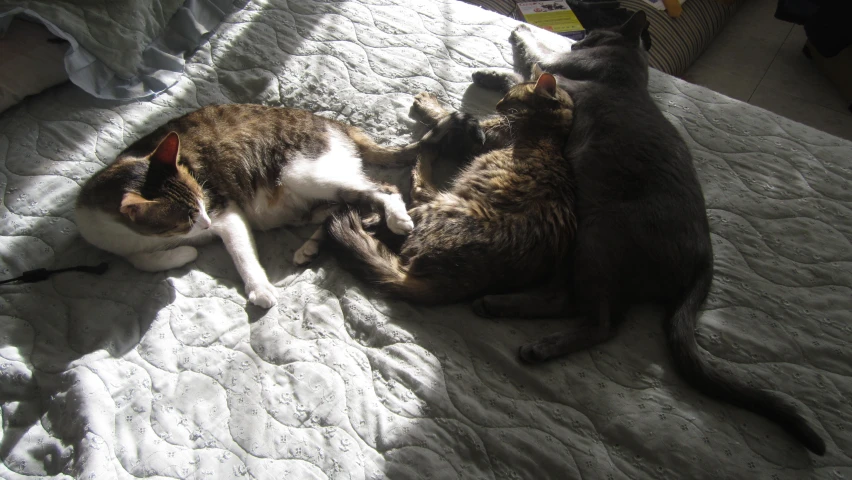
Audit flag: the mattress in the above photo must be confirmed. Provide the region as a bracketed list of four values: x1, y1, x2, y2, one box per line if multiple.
[0, 0, 850, 478]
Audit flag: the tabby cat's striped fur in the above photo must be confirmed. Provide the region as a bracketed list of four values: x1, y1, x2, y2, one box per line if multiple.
[326, 73, 577, 304]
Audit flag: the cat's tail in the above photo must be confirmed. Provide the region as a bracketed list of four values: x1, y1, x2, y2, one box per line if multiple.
[347, 127, 421, 167]
[325, 208, 437, 303]
[666, 265, 826, 455]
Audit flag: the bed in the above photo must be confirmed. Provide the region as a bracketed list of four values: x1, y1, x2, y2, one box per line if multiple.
[0, 0, 850, 478]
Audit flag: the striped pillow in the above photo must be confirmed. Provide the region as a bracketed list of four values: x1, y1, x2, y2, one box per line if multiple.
[459, 0, 744, 76]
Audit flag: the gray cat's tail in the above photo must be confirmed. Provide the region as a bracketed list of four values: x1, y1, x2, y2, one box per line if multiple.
[666, 265, 826, 455]
[347, 127, 421, 167]
[325, 208, 437, 303]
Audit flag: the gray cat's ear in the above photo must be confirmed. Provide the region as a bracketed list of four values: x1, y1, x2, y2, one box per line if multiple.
[151, 131, 180, 168]
[531, 63, 545, 81]
[120, 192, 153, 222]
[534, 73, 557, 97]
[619, 10, 648, 40]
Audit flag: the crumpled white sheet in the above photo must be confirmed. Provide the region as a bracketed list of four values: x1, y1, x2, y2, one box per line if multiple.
[0, 0, 243, 100]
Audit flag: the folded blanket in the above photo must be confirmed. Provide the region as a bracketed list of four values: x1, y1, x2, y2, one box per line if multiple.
[0, 0, 246, 100]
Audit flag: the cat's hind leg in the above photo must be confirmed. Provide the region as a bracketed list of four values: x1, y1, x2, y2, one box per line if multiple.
[293, 204, 337, 266]
[471, 70, 524, 94]
[128, 247, 198, 271]
[339, 182, 414, 236]
[517, 236, 624, 363]
[517, 314, 619, 364]
[411, 92, 450, 126]
[472, 291, 577, 319]
[294, 226, 326, 266]
[287, 133, 414, 236]
[472, 273, 578, 318]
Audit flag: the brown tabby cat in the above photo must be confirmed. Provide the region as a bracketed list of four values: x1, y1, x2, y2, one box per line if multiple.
[76, 104, 419, 308]
[325, 73, 576, 303]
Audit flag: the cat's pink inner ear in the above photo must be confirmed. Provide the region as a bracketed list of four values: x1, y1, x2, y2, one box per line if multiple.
[152, 132, 180, 167]
[534, 73, 557, 97]
[120, 192, 150, 222]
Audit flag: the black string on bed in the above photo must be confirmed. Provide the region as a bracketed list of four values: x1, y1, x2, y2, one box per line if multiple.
[0, 262, 109, 285]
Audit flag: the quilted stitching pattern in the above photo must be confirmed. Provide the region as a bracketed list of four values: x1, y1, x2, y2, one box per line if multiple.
[0, 0, 850, 478]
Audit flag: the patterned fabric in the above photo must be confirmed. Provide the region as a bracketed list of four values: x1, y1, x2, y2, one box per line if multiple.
[623, 0, 744, 75]
[1, 0, 850, 478]
[461, 0, 745, 76]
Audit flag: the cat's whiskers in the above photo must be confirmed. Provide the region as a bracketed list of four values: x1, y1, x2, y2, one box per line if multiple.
[492, 114, 513, 139]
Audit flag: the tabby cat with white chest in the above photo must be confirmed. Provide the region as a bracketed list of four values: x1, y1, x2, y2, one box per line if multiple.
[76, 104, 418, 308]
[325, 73, 577, 303]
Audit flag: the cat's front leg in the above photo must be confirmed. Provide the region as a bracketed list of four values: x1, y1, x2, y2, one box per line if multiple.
[213, 206, 277, 308]
[472, 24, 558, 93]
[510, 24, 558, 76]
[471, 69, 523, 94]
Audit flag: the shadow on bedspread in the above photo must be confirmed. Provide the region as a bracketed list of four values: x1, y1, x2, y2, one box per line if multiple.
[1, 0, 850, 478]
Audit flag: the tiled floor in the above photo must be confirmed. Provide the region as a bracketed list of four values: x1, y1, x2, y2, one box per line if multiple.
[682, 0, 852, 141]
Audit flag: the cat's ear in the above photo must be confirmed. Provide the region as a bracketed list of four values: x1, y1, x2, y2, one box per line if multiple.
[534, 73, 558, 98]
[151, 131, 180, 168]
[531, 63, 545, 81]
[619, 10, 648, 40]
[120, 192, 154, 222]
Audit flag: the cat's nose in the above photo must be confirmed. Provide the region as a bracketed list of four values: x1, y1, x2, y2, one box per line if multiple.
[197, 215, 211, 229]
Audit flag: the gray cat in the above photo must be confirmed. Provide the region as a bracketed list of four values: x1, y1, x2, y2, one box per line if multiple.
[471, 12, 825, 455]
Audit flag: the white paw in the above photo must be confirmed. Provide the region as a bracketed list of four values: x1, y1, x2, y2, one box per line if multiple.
[246, 281, 277, 308]
[387, 210, 414, 235]
[512, 23, 533, 36]
[510, 24, 535, 48]
[293, 241, 320, 266]
[171, 246, 199, 267]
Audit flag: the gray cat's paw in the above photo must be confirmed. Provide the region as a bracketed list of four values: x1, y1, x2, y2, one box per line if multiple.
[471, 297, 495, 318]
[293, 241, 320, 266]
[472, 69, 520, 93]
[246, 281, 277, 308]
[518, 343, 547, 364]
[510, 23, 534, 46]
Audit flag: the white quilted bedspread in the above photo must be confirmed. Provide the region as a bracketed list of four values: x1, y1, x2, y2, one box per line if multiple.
[1, 0, 850, 478]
